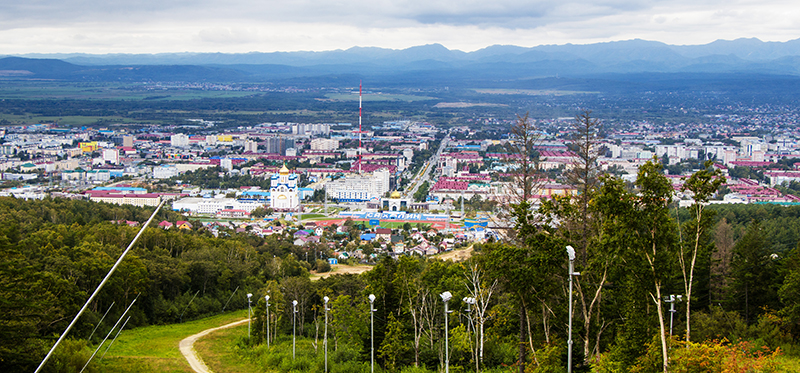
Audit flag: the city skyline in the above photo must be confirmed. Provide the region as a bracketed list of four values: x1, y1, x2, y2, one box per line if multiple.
[1, 0, 798, 54]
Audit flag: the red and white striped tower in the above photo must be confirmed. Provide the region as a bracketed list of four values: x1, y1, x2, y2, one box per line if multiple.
[353, 81, 365, 174]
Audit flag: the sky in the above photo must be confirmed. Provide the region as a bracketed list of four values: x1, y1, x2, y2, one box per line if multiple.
[1, 0, 798, 54]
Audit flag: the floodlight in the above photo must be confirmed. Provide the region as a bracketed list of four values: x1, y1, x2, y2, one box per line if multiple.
[566, 245, 575, 261]
[265, 295, 270, 302]
[368, 294, 376, 303]
[247, 293, 253, 298]
[323, 296, 329, 304]
[440, 291, 452, 302]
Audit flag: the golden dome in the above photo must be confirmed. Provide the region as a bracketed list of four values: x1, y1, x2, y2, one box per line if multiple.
[390, 191, 402, 199]
[279, 163, 290, 175]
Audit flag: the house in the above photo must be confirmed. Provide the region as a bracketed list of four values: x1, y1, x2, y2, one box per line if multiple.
[327, 258, 338, 265]
[176, 221, 193, 230]
[360, 233, 377, 242]
[375, 228, 392, 242]
[158, 221, 174, 229]
[217, 209, 250, 218]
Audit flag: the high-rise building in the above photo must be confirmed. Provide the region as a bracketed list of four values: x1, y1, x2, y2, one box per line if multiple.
[171, 134, 190, 147]
[310, 138, 339, 151]
[244, 140, 258, 153]
[292, 123, 331, 136]
[263, 136, 294, 154]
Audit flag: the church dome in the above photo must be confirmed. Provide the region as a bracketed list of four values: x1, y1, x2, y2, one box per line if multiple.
[390, 191, 402, 199]
[279, 164, 290, 175]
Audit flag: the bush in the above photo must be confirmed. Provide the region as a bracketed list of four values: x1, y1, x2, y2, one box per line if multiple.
[315, 259, 331, 273]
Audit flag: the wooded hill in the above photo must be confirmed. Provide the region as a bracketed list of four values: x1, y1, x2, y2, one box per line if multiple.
[4, 167, 800, 372]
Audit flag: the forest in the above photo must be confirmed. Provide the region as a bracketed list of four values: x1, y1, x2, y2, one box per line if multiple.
[4, 157, 800, 372]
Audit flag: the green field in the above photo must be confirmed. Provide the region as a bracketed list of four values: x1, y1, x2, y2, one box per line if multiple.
[324, 93, 437, 102]
[0, 82, 258, 100]
[95, 310, 248, 373]
[473, 88, 598, 96]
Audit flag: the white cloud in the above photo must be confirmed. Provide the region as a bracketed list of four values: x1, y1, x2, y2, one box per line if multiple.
[0, 0, 797, 53]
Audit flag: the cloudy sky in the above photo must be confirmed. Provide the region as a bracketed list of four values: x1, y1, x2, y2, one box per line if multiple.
[1, 0, 797, 54]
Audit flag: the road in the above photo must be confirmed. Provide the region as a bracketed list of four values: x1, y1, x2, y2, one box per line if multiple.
[179, 318, 249, 373]
[407, 135, 449, 198]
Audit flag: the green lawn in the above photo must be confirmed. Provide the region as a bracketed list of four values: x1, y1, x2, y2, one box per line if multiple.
[97, 310, 247, 373]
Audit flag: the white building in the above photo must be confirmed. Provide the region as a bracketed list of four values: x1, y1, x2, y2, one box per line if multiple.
[220, 158, 233, 171]
[102, 148, 119, 164]
[153, 165, 180, 179]
[244, 140, 258, 153]
[172, 197, 265, 214]
[292, 123, 330, 136]
[326, 169, 390, 202]
[170, 134, 190, 147]
[270, 164, 299, 211]
[310, 138, 339, 151]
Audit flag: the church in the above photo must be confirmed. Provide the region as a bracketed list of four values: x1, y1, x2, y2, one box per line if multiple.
[270, 164, 299, 211]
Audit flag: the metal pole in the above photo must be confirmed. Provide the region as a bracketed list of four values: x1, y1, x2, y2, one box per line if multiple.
[179, 290, 200, 323]
[247, 293, 252, 339]
[369, 294, 376, 373]
[37, 201, 163, 373]
[324, 296, 329, 373]
[100, 315, 131, 360]
[265, 295, 270, 348]
[668, 295, 676, 336]
[221, 286, 239, 313]
[568, 257, 574, 373]
[80, 296, 138, 373]
[371, 304, 374, 373]
[87, 301, 114, 342]
[445, 300, 450, 373]
[292, 300, 298, 360]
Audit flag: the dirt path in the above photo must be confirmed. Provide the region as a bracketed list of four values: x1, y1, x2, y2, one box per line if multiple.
[437, 245, 474, 262]
[179, 318, 248, 373]
[310, 264, 373, 280]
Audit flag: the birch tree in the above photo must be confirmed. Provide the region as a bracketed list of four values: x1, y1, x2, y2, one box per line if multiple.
[680, 160, 725, 342]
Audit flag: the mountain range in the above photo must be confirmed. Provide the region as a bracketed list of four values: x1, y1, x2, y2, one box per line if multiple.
[2, 38, 800, 88]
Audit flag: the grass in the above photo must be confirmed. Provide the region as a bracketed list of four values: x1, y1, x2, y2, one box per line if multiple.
[97, 309, 247, 373]
[194, 325, 264, 373]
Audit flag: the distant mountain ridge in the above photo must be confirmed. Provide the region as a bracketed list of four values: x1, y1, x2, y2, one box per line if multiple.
[11, 38, 800, 66]
[2, 38, 800, 87]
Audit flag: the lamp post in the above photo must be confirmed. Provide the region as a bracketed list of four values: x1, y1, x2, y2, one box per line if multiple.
[566, 246, 580, 373]
[440, 291, 453, 373]
[247, 293, 253, 340]
[368, 294, 376, 373]
[265, 295, 270, 348]
[664, 294, 683, 336]
[323, 296, 330, 373]
[463, 297, 477, 373]
[292, 300, 298, 359]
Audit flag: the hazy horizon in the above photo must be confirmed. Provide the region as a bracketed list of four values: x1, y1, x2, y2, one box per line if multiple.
[1, 0, 798, 54]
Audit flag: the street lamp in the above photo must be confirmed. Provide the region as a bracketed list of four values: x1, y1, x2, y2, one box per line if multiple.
[368, 294, 377, 373]
[265, 295, 270, 348]
[292, 300, 298, 359]
[664, 294, 683, 336]
[440, 291, 453, 373]
[463, 297, 477, 373]
[323, 296, 330, 373]
[247, 293, 253, 340]
[566, 246, 580, 373]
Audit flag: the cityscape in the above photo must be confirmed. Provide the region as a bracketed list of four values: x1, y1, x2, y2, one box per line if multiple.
[3, 3, 800, 370]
